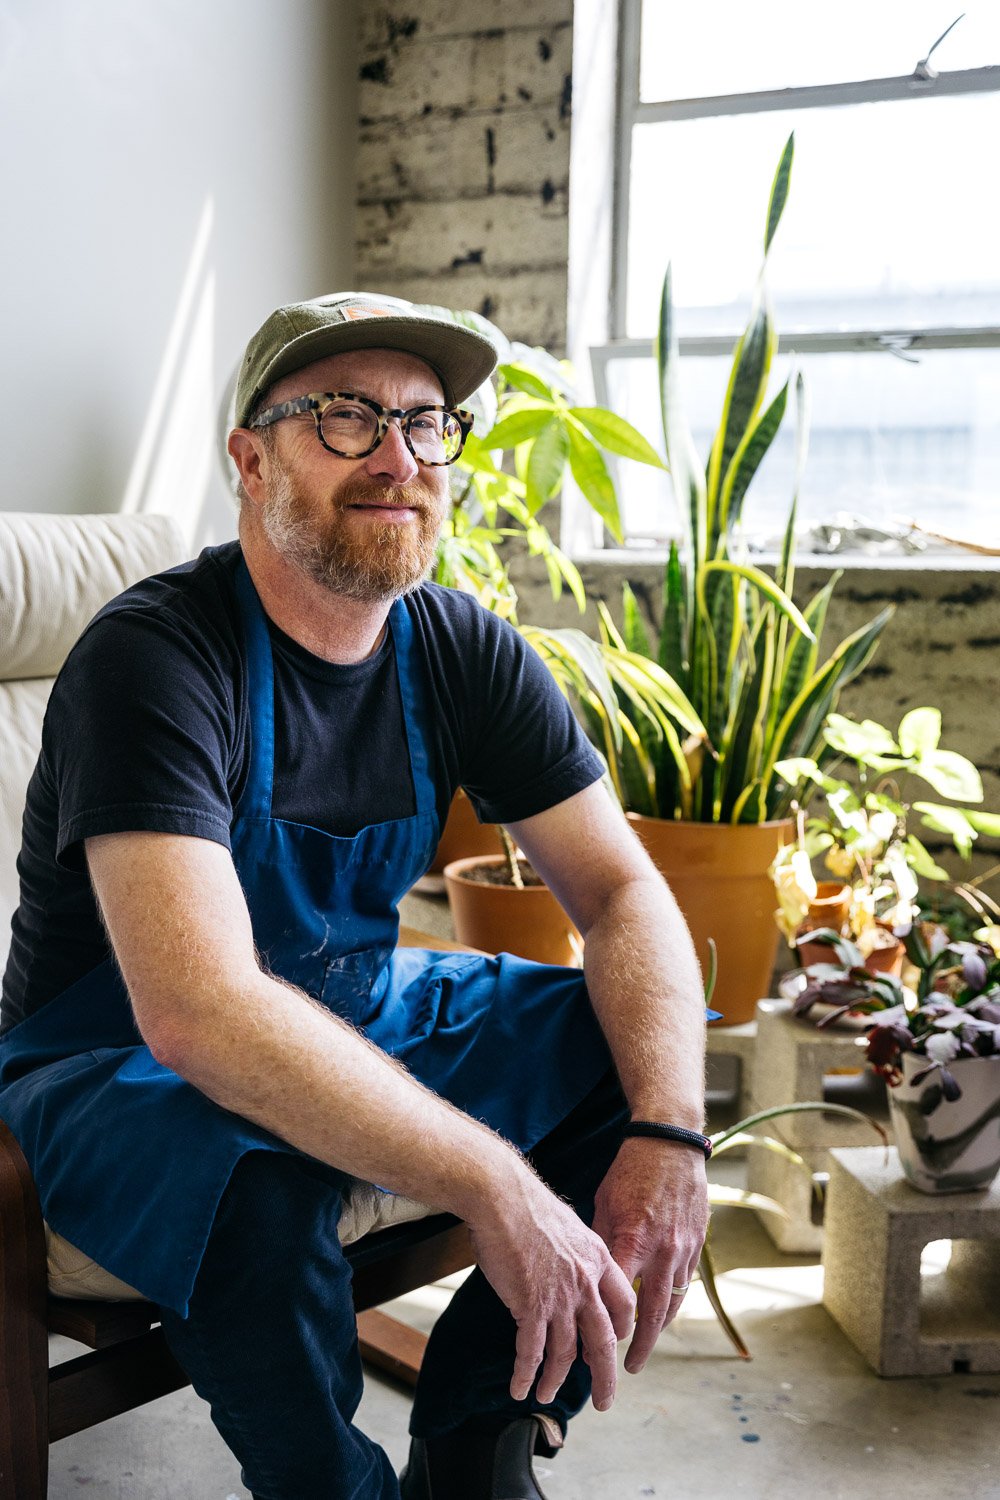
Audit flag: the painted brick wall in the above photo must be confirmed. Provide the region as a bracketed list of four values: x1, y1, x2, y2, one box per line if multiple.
[356, 2, 574, 351]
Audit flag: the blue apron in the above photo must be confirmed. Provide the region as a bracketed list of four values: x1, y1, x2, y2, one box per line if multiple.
[0, 557, 611, 1315]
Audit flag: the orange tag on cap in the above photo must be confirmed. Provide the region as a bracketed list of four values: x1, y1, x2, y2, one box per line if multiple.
[341, 305, 393, 320]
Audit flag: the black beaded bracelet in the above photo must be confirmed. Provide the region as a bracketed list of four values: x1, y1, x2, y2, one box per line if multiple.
[623, 1121, 713, 1160]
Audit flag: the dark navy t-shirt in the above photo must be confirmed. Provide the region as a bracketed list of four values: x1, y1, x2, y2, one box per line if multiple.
[1, 541, 603, 1034]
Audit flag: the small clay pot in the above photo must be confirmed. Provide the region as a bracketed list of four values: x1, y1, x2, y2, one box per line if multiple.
[794, 881, 853, 968]
[863, 920, 905, 977]
[443, 855, 582, 967]
[428, 789, 500, 874]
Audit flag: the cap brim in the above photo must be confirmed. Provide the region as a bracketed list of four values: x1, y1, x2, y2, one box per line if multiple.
[243, 316, 498, 422]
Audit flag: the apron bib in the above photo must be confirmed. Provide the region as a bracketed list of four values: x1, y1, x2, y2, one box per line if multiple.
[0, 557, 610, 1314]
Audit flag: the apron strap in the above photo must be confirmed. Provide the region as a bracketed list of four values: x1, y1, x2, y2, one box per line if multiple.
[387, 598, 437, 820]
[234, 554, 276, 819]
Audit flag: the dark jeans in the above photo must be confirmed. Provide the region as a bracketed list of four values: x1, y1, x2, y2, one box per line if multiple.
[159, 1071, 629, 1500]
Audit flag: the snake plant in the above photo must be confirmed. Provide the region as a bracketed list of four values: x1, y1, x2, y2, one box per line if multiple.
[593, 134, 894, 824]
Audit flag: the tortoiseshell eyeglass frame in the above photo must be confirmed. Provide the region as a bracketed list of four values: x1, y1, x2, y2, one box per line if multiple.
[248, 391, 475, 466]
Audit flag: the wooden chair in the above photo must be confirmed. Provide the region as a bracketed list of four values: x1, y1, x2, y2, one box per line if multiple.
[0, 924, 478, 1499]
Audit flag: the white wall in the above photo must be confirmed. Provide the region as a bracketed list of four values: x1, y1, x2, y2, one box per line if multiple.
[0, 0, 358, 546]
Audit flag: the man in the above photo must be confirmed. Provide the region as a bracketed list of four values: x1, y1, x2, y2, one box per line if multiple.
[0, 294, 711, 1500]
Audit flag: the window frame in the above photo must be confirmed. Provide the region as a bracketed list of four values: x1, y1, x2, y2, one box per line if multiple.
[592, 0, 1000, 556]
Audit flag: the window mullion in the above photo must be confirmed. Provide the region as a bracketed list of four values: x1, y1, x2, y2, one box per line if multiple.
[634, 63, 1000, 124]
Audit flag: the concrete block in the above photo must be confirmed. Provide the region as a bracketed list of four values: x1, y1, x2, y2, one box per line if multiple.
[705, 1019, 757, 1122]
[751, 998, 887, 1150]
[822, 1146, 1000, 1376]
[746, 1138, 827, 1254]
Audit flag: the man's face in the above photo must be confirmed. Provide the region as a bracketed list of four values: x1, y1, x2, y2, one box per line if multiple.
[254, 348, 451, 604]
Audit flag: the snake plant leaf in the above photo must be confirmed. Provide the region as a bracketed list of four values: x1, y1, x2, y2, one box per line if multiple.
[765, 606, 894, 790]
[499, 362, 558, 401]
[708, 1185, 791, 1217]
[566, 422, 623, 542]
[697, 1241, 751, 1361]
[622, 582, 653, 659]
[706, 285, 775, 531]
[599, 639, 707, 739]
[524, 416, 570, 516]
[702, 561, 815, 641]
[657, 263, 707, 581]
[771, 575, 838, 739]
[764, 131, 795, 256]
[568, 408, 666, 468]
[483, 407, 555, 449]
[717, 380, 789, 541]
[658, 540, 689, 689]
[710, 1133, 806, 1167]
[710, 1101, 888, 1152]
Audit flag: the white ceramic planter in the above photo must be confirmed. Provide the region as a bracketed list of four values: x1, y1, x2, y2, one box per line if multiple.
[889, 1052, 1000, 1194]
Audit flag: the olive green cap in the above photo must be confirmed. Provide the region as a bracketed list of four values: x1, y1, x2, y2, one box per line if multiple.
[234, 292, 499, 427]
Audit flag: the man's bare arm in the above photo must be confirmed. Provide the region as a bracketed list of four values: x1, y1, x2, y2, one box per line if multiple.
[506, 782, 710, 1373]
[84, 829, 636, 1407]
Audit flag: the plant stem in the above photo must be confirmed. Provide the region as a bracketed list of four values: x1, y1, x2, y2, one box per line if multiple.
[498, 825, 524, 888]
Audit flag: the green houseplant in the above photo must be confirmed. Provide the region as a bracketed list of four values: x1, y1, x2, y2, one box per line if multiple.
[572, 135, 894, 1022]
[787, 923, 1000, 1194]
[771, 707, 1000, 968]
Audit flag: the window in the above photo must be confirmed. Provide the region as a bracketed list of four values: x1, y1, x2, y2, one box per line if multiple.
[589, 1, 1000, 555]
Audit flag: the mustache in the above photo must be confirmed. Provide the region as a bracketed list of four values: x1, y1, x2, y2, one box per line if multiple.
[334, 476, 441, 512]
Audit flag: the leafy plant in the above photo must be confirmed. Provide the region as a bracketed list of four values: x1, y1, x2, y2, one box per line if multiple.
[701, 1100, 887, 1358]
[788, 924, 1000, 1102]
[434, 350, 663, 620]
[587, 134, 893, 823]
[769, 708, 1000, 945]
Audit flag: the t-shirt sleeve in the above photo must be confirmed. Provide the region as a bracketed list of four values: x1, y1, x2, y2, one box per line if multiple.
[455, 607, 605, 825]
[44, 605, 240, 870]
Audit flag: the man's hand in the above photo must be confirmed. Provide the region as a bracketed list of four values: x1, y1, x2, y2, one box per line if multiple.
[592, 1139, 710, 1374]
[467, 1174, 637, 1412]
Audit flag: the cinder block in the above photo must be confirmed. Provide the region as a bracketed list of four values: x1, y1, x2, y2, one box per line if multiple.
[751, 998, 886, 1150]
[705, 1019, 757, 1122]
[822, 1146, 1000, 1376]
[746, 1138, 826, 1253]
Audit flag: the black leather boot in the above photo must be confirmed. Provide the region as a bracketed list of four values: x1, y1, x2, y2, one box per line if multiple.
[399, 1414, 561, 1499]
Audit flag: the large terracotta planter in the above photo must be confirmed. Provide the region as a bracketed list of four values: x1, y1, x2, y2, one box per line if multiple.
[443, 855, 582, 968]
[428, 789, 499, 875]
[627, 814, 793, 1025]
[889, 1054, 1000, 1194]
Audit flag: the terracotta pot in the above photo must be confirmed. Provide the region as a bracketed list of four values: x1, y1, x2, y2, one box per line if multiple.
[627, 814, 793, 1026]
[429, 788, 500, 874]
[795, 881, 853, 968]
[443, 855, 582, 968]
[862, 921, 905, 977]
[889, 1053, 1000, 1193]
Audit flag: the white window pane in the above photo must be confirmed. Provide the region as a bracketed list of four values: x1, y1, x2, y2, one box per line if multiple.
[601, 348, 1000, 549]
[626, 95, 1000, 339]
[640, 0, 1000, 101]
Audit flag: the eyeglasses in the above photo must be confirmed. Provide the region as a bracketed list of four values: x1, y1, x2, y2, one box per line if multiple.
[248, 391, 474, 466]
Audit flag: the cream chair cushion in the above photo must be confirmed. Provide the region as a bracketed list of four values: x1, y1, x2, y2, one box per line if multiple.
[0, 511, 432, 1302]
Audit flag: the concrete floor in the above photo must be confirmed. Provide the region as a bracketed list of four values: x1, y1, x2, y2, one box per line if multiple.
[44, 893, 1000, 1496]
